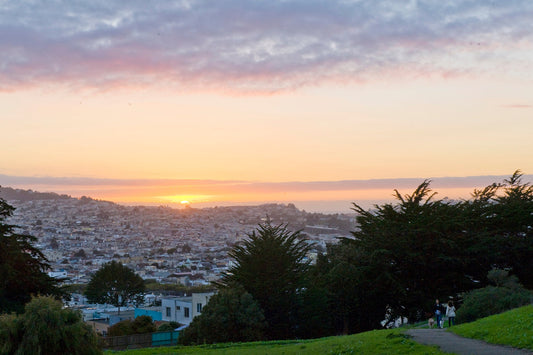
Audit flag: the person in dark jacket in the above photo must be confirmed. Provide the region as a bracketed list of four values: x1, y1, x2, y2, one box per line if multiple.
[434, 299, 444, 328]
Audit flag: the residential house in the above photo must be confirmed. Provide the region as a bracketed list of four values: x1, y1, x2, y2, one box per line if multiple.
[161, 292, 215, 325]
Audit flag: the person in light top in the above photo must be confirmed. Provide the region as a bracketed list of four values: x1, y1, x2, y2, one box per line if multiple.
[446, 300, 456, 327]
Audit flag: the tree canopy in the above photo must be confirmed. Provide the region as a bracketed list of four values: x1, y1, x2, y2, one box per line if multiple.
[217, 223, 311, 339]
[312, 171, 533, 334]
[84, 260, 145, 313]
[0, 196, 62, 314]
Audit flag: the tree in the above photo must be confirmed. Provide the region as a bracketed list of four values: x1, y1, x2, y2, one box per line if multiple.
[0, 196, 62, 314]
[217, 223, 311, 340]
[315, 172, 533, 333]
[74, 249, 87, 258]
[182, 243, 192, 253]
[178, 286, 266, 345]
[312, 242, 383, 334]
[0, 296, 101, 355]
[482, 171, 533, 288]
[85, 261, 145, 314]
[346, 181, 475, 327]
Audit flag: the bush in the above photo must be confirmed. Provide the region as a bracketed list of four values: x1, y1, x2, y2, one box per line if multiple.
[107, 315, 156, 336]
[178, 287, 266, 345]
[457, 286, 532, 323]
[157, 321, 181, 332]
[0, 296, 101, 355]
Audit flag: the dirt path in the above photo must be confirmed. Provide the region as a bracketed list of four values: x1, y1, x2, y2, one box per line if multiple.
[406, 329, 532, 355]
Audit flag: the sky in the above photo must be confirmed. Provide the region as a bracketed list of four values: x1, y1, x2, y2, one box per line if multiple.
[1, 1, 533, 212]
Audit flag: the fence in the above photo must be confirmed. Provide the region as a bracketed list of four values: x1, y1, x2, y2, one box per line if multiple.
[101, 330, 179, 350]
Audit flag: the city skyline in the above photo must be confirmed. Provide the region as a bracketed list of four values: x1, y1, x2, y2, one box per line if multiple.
[1, 1, 532, 211]
[2, 173, 530, 213]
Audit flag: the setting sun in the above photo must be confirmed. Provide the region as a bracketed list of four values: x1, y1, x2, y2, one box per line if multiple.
[157, 195, 214, 205]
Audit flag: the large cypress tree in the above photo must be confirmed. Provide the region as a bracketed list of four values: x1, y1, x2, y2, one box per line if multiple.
[217, 223, 311, 340]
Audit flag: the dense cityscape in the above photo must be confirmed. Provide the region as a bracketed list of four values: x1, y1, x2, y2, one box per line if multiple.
[1, 187, 353, 287]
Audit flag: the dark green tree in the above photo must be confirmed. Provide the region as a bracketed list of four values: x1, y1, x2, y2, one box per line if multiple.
[178, 286, 266, 345]
[316, 172, 533, 333]
[458, 171, 533, 288]
[484, 171, 533, 288]
[347, 181, 474, 326]
[0, 196, 62, 314]
[0, 296, 101, 355]
[217, 223, 311, 340]
[294, 271, 334, 338]
[312, 241, 389, 334]
[85, 261, 145, 314]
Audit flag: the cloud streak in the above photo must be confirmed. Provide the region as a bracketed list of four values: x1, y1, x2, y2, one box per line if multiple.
[1, 1, 532, 93]
[2, 173, 530, 196]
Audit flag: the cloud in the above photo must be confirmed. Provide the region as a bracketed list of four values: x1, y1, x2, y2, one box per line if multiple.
[2, 173, 530, 196]
[1, 0, 532, 93]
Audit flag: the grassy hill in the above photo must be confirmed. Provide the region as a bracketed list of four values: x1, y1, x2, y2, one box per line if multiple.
[448, 304, 533, 350]
[105, 328, 446, 355]
[106, 305, 533, 354]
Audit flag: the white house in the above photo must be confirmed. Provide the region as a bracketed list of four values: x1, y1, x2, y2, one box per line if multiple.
[161, 292, 215, 325]
[48, 270, 68, 279]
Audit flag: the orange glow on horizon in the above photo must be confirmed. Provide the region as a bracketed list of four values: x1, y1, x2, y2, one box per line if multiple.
[156, 194, 214, 205]
[82, 186, 480, 208]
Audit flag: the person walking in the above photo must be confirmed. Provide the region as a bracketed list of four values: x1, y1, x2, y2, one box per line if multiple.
[446, 300, 456, 327]
[434, 299, 443, 328]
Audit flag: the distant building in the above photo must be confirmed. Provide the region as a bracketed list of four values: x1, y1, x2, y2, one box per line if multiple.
[161, 292, 215, 325]
[48, 270, 68, 279]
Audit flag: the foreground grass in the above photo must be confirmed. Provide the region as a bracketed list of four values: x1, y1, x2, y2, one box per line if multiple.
[448, 305, 533, 350]
[105, 328, 447, 355]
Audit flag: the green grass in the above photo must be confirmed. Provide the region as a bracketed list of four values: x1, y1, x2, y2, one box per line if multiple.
[105, 328, 447, 355]
[448, 305, 533, 350]
[105, 305, 533, 354]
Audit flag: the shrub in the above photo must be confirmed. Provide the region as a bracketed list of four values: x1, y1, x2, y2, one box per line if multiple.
[178, 287, 266, 345]
[107, 319, 133, 336]
[108, 315, 156, 336]
[157, 321, 181, 332]
[157, 323, 173, 332]
[457, 286, 531, 323]
[0, 296, 101, 355]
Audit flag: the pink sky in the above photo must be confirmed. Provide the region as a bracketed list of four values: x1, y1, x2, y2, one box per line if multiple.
[1, 1, 532, 211]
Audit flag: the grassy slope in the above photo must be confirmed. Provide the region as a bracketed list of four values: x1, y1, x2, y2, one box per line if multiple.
[107, 305, 533, 354]
[447, 304, 533, 350]
[105, 328, 447, 355]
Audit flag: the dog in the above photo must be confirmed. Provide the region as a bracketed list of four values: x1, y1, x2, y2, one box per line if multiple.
[428, 317, 435, 328]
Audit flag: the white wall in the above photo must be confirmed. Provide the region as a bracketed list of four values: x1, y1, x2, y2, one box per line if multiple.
[161, 292, 215, 325]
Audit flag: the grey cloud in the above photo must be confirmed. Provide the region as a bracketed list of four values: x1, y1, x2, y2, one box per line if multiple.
[2, 174, 530, 194]
[1, 0, 532, 92]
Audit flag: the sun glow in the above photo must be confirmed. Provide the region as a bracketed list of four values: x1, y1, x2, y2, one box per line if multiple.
[157, 194, 214, 205]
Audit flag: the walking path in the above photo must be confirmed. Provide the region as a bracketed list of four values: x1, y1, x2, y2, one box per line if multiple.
[406, 329, 532, 355]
